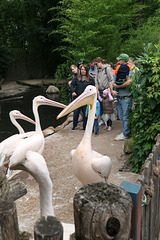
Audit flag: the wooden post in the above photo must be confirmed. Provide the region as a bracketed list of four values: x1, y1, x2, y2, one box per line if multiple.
[0, 202, 20, 240]
[120, 180, 142, 240]
[0, 170, 27, 240]
[34, 216, 63, 240]
[73, 182, 132, 240]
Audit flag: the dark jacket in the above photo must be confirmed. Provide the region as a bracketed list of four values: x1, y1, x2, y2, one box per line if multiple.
[70, 75, 95, 97]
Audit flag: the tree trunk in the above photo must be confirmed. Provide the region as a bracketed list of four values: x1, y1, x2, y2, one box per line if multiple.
[0, 202, 19, 240]
[34, 216, 63, 240]
[73, 182, 132, 240]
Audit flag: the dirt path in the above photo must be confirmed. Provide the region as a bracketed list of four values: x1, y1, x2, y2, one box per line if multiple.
[15, 119, 140, 236]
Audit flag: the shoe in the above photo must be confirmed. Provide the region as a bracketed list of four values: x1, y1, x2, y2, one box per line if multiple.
[72, 128, 76, 131]
[114, 133, 127, 141]
[95, 132, 99, 136]
[99, 120, 104, 126]
[107, 126, 112, 131]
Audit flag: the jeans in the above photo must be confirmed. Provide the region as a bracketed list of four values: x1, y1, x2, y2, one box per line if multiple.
[117, 97, 132, 136]
[73, 106, 87, 130]
[107, 119, 112, 127]
[93, 118, 99, 133]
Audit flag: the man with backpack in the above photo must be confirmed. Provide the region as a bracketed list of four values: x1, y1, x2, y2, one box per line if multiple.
[94, 57, 113, 126]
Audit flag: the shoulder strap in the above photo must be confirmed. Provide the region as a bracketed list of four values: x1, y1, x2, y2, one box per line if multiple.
[102, 67, 107, 74]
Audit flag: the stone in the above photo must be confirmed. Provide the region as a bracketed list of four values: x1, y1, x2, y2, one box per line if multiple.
[46, 85, 60, 93]
[124, 138, 134, 154]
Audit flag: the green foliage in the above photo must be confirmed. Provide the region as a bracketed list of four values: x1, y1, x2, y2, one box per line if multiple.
[51, 0, 160, 64]
[0, 0, 62, 77]
[129, 43, 160, 172]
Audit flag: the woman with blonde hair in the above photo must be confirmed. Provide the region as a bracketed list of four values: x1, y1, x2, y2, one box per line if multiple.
[70, 64, 95, 131]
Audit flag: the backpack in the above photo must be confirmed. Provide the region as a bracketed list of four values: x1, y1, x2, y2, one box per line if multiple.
[97, 66, 107, 75]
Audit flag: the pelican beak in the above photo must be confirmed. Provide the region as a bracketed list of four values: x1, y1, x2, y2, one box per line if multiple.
[40, 97, 66, 109]
[57, 87, 95, 119]
[17, 113, 35, 125]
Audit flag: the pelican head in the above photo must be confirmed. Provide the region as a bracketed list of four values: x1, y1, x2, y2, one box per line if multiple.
[9, 110, 35, 125]
[33, 96, 66, 109]
[10, 151, 48, 178]
[57, 85, 97, 119]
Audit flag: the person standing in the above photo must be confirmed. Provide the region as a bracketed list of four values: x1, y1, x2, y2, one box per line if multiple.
[101, 89, 114, 131]
[89, 60, 97, 79]
[68, 64, 79, 101]
[110, 53, 132, 141]
[94, 57, 113, 126]
[70, 64, 95, 131]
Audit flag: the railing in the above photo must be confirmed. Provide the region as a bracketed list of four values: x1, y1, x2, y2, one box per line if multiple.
[139, 136, 160, 240]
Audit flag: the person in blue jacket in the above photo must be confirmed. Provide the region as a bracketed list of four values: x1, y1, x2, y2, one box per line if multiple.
[85, 99, 100, 136]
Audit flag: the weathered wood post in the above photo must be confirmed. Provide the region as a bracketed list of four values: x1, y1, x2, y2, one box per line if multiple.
[0, 169, 27, 240]
[73, 182, 132, 240]
[34, 216, 63, 240]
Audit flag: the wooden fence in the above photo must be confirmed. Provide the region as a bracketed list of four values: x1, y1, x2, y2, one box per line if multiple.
[139, 136, 160, 240]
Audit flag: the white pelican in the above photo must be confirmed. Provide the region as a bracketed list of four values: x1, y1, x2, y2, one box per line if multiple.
[10, 150, 54, 218]
[0, 110, 35, 167]
[57, 85, 112, 186]
[8, 96, 66, 174]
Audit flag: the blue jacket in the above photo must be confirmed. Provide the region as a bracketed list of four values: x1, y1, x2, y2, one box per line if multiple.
[85, 100, 100, 119]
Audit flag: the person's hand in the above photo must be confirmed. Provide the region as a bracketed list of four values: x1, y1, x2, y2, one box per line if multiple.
[98, 95, 103, 102]
[72, 92, 77, 97]
[92, 72, 96, 75]
[112, 90, 118, 97]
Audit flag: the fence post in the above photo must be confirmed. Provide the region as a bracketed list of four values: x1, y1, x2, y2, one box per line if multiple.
[34, 216, 63, 240]
[73, 182, 132, 240]
[120, 180, 142, 240]
[0, 170, 27, 240]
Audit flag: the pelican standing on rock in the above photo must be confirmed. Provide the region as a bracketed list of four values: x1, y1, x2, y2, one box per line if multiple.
[57, 85, 112, 186]
[10, 150, 54, 218]
[0, 110, 35, 167]
[8, 96, 66, 176]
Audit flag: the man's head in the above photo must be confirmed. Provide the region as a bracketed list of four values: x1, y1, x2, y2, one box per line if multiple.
[90, 60, 95, 69]
[94, 57, 105, 69]
[78, 61, 83, 69]
[127, 57, 135, 67]
[116, 54, 129, 65]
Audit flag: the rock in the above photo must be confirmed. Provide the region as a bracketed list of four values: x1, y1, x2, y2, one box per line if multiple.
[124, 138, 134, 154]
[55, 112, 73, 132]
[43, 126, 55, 137]
[46, 85, 60, 93]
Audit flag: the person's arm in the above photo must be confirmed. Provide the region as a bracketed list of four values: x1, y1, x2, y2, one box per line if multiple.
[97, 102, 101, 117]
[113, 78, 132, 89]
[110, 80, 119, 97]
[90, 77, 95, 86]
[94, 72, 98, 89]
[107, 66, 113, 83]
[70, 76, 77, 97]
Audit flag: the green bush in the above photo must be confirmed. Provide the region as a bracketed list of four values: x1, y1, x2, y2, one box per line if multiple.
[129, 43, 160, 172]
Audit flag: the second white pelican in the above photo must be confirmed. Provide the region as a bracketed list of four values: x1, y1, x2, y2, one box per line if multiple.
[0, 110, 35, 167]
[7, 96, 66, 177]
[57, 85, 112, 186]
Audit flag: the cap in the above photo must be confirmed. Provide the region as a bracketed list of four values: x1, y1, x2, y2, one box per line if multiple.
[116, 54, 129, 62]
